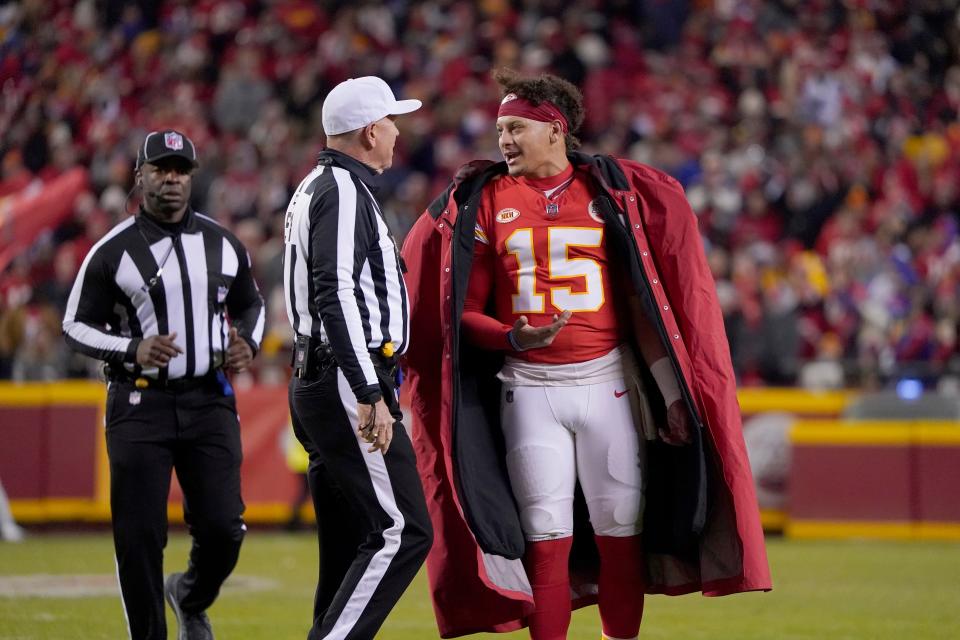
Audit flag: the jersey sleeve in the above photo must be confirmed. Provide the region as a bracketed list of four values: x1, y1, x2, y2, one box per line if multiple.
[225, 236, 266, 355]
[62, 245, 139, 364]
[310, 174, 383, 404]
[462, 204, 514, 351]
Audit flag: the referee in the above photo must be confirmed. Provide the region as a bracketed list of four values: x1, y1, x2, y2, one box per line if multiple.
[283, 76, 432, 639]
[63, 130, 265, 640]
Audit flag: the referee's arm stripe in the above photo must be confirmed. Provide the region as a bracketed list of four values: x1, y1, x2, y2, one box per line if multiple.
[358, 181, 409, 355]
[250, 288, 266, 345]
[224, 241, 266, 351]
[284, 166, 325, 338]
[62, 221, 137, 362]
[358, 259, 381, 345]
[221, 236, 239, 276]
[285, 243, 301, 335]
[63, 324, 134, 361]
[376, 216, 406, 353]
[331, 169, 378, 388]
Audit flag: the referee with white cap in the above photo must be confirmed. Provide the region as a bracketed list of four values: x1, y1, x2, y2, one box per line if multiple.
[283, 76, 432, 639]
[63, 129, 265, 640]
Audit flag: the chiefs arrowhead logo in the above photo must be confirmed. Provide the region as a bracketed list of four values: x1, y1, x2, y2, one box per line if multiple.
[501, 93, 518, 105]
[496, 208, 520, 223]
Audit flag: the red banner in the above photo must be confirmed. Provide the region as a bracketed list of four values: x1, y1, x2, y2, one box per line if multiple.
[0, 168, 89, 273]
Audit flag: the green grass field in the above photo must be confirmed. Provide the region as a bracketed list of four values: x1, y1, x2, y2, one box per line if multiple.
[1, 531, 958, 639]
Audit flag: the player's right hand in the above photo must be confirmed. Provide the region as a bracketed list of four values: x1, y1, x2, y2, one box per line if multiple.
[511, 310, 572, 350]
[136, 333, 184, 368]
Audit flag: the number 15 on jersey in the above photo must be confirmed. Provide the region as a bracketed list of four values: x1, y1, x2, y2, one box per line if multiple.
[505, 226, 606, 314]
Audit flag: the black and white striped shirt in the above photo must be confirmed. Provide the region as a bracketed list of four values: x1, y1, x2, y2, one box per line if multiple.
[63, 207, 265, 383]
[283, 149, 409, 403]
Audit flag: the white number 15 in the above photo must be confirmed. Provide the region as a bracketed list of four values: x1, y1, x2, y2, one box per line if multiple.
[505, 227, 605, 314]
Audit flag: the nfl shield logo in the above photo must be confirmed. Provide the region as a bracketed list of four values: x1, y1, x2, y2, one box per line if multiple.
[546, 203, 560, 218]
[164, 132, 184, 150]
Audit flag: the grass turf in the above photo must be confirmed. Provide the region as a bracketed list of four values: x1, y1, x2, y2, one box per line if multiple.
[1, 531, 958, 639]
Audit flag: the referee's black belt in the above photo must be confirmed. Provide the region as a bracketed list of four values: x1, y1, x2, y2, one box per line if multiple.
[106, 366, 219, 392]
[292, 334, 398, 380]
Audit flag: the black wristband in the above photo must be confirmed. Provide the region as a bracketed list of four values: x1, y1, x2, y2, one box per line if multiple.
[507, 329, 524, 352]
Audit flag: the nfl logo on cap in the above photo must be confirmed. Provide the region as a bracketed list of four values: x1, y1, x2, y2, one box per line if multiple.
[164, 132, 184, 150]
[137, 129, 198, 169]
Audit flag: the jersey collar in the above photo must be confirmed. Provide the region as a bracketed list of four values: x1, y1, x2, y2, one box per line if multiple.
[519, 163, 574, 192]
[137, 205, 198, 240]
[317, 148, 382, 192]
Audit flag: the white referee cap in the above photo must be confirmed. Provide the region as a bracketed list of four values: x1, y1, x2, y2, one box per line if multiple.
[321, 76, 422, 136]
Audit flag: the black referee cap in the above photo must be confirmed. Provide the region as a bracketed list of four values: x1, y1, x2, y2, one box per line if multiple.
[136, 130, 199, 170]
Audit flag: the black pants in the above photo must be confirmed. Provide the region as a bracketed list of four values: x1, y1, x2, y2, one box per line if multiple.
[106, 374, 245, 640]
[289, 365, 433, 640]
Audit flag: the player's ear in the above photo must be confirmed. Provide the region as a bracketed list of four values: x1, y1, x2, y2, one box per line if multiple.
[551, 120, 563, 144]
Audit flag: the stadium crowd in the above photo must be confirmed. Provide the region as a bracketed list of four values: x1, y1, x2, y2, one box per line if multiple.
[1, 0, 959, 390]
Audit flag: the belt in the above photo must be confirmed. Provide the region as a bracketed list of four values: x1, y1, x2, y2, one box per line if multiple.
[106, 366, 218, 392]
[292, 335, 398, 380]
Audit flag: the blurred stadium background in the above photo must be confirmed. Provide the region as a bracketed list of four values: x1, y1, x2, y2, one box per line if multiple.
[1, 0, 960, 638]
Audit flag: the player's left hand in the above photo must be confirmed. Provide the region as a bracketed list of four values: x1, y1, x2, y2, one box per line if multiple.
[226, 327, 254, 372]
[659, 399, 693, 446]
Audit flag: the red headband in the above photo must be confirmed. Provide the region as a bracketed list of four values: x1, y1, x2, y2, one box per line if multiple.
[497, 93, 569, 134]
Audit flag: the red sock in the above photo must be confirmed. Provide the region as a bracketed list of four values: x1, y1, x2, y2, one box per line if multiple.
[595, 534, 644, 639]
[523, 537, 574, 640]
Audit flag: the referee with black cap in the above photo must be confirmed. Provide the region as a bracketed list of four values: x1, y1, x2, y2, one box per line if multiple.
[63, 129, 265, 640]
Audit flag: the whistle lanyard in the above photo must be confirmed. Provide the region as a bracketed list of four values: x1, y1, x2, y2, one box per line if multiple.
[137, 225, 178, 293]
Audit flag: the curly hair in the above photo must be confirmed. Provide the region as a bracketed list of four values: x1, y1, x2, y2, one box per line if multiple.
[493, 67, 585, 151]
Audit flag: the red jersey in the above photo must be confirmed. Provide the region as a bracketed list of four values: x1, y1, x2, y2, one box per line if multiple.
[463, 167, 624, 364]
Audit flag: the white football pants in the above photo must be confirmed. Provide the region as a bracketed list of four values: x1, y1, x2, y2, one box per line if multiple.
[500, 376, 645, 541]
